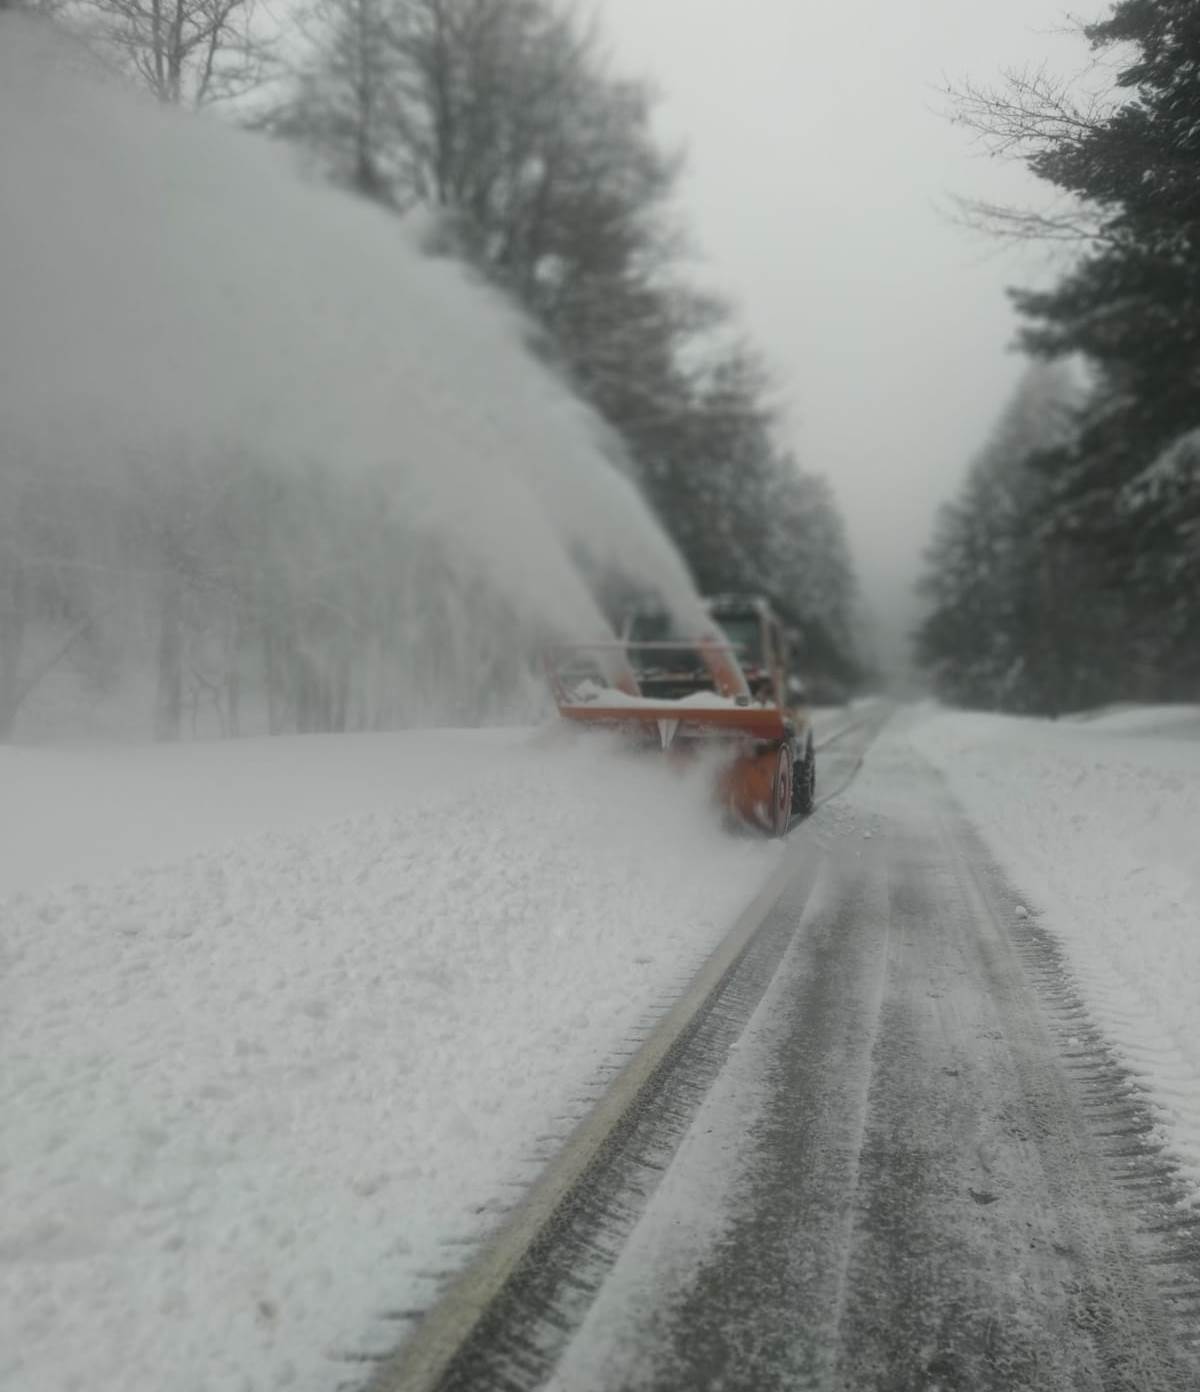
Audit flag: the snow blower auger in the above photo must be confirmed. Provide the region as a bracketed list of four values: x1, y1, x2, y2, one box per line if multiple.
[546, 596, 815, 837]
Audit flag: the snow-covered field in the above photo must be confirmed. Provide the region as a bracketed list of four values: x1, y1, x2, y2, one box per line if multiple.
[911, 705, 1200, 1197]
[0, 728, 781, 1392]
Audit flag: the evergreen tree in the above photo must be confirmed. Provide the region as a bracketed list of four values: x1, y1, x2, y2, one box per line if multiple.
[915, 363, 1111, 715]
[952, 0, 1200, 695]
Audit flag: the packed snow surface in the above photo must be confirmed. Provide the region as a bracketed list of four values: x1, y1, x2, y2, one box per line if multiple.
[0, 729, 781, 1392]
[911, 706, 1200, 1196]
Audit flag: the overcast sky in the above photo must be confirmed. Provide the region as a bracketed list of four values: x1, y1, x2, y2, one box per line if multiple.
[598, 0, 1108, 666]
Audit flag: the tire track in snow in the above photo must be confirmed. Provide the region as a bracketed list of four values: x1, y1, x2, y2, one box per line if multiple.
[488, 737, 1200, 1392]
[985, 862, 1200, 1371]
[356, 720, 885, 1392]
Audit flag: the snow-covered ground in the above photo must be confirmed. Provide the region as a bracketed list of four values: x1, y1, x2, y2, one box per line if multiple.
[9, 703, 1195, 1392]
[911, 705, 1200, 1198]
[0, 729, 782, 1392]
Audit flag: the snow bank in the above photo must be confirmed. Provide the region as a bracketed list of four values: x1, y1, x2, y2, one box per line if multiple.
[0, 731, 519, 899]
[1074, 704, 1200, 741]
[910, 708, 1200, 1196]
[0, 730, 780, 1392]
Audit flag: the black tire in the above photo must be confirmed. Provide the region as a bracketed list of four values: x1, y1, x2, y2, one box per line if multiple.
[769, 744, 793, 838]
[792, 737, 816, 816]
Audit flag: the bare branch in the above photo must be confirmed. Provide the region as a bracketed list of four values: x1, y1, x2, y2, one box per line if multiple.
[947, 193, 1110, 247]
[13, 613, 99, 714]
[947, 65, 1120, 158]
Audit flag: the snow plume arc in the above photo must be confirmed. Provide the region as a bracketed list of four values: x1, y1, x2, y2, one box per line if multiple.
[0, 20, 704, 660]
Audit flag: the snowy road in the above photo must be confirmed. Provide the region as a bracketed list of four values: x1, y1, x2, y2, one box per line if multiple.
[383, 717, 1200, 1392]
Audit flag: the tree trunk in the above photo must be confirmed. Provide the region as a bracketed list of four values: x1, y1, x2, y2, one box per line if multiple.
[293, 650, 317, 733]
[0, 555, 27, 741]
[225, 612, 242, 738]
[154, 568, 184, 741]
[332, 654, 351, 732]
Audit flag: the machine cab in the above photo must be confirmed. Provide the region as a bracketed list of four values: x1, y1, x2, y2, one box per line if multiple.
[622, 594, 803, 719]
[704, 596, 788, 709]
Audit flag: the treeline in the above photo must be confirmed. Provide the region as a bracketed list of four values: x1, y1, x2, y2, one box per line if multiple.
[919, 0, 1200, 715]
[266, 0, 859, 680]
[1, 0, 860, 741]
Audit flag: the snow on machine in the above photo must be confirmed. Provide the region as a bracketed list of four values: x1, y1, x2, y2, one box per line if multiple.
[545, 595, 815, 836]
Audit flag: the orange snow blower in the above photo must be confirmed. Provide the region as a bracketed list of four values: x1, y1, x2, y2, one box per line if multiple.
[546, 596, 815, 836]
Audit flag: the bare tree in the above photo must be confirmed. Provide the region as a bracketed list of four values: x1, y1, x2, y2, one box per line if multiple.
[945, 64, 1123, 246]
[0, 451, 110, 741]
[264, 0, 421, 199]
[62, 0, 272, 105]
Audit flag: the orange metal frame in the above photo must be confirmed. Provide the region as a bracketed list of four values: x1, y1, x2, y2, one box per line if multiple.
[545, 632, 795, 835]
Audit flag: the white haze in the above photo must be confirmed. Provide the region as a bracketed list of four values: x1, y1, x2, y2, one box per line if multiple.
[599, 0, 1113, 680]
[0, 18, 707, 732]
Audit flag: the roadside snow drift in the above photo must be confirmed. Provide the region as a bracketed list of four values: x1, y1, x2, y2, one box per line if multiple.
[0, 731, 780, 1392]
[911, 707, 1200, 1196]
